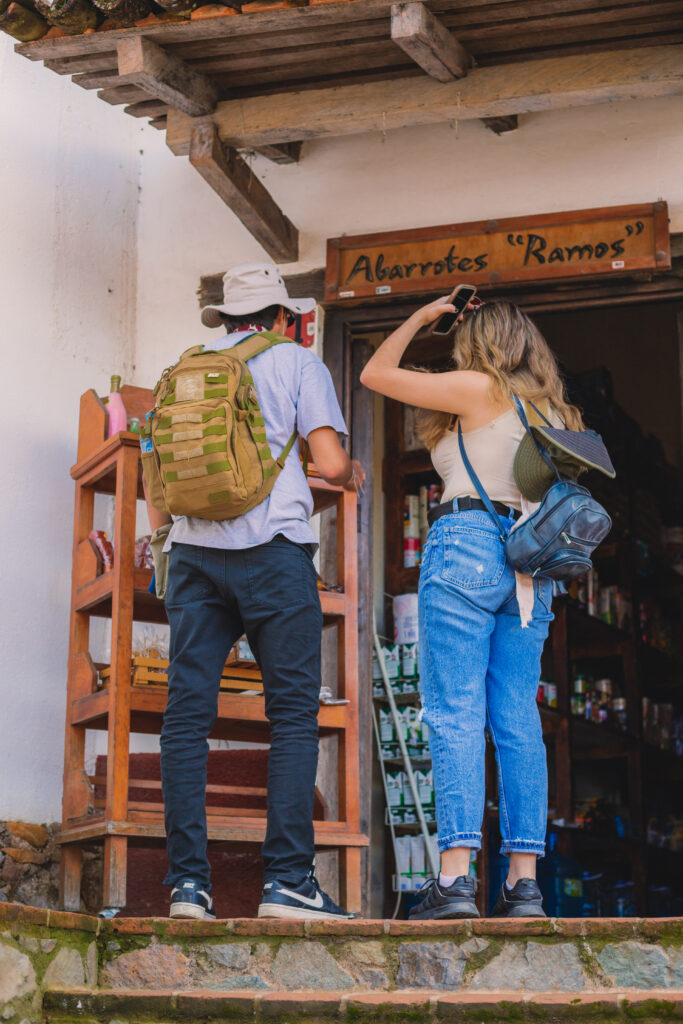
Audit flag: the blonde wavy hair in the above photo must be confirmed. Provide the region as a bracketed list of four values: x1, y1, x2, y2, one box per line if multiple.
[417, 300, 583, 450]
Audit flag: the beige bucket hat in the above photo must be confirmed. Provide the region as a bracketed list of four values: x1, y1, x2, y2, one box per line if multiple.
[201, 262, 316, 328]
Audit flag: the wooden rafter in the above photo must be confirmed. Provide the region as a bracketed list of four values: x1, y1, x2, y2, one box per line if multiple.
[117, 36, 217, 116]
[189, 122, 298, 263]
[166, 44, 683, 154]
[391, 2, 470, 82]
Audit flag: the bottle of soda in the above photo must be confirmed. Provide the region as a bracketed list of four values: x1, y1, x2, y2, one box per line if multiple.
[106, 375, 128, 438]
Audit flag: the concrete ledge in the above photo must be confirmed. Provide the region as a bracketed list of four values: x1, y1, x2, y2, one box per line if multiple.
[43, 987, 683, 1022]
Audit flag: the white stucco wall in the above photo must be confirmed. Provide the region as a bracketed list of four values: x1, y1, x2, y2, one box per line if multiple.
[133, 94, 683, 381]
[0, 36, 142, 821]
[1, 43, 682, 826]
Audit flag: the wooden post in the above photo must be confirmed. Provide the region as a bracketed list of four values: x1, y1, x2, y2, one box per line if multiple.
[336, 487, 362, 914]
[350, 339, 375, 914]
[117, 36, 218, 116]
[391, 2, 470, 82]
[189, 122, 298, 264]
[102, 444, 138, 908]
[60, 482, 95, 911]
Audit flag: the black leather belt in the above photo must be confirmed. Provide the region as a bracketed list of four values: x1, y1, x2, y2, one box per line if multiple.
[427, 497, 522, 528]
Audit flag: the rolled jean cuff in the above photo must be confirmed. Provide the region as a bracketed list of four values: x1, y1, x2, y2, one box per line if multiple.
[438, 831, 481, 852]
[500, 839, 545, 857]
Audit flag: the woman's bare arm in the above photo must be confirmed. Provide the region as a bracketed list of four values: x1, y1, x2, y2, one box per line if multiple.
[360, 297, 490, 415]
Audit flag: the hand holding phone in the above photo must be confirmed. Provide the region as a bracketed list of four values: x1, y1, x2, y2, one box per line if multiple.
[431, 284, 478, 335]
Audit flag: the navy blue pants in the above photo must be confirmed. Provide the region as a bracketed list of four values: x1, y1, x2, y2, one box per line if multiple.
[160, 536, 323, 890]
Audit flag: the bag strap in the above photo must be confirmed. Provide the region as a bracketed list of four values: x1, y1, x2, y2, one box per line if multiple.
[457, 422, 508, 542]
[513, 396, 561, 483]
[231, 331, 296, 362]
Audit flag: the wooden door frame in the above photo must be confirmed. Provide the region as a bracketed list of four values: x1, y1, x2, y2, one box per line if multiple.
[322, 267, 683, 912]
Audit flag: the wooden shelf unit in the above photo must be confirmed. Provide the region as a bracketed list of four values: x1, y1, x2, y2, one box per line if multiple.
[382, 396, 682, 917]
[60, 387, 366, 913]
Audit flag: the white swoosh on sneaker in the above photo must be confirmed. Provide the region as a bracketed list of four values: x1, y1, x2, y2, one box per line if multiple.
[276, 886, 324, 909]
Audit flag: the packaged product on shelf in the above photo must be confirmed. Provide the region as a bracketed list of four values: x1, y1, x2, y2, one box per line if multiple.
[134, 535, 154, 570]
[615, 591, 633, 632]
[612, 697, 628, 732]
[386, 770, 403, 807]
[394, 835, 412, 890]
[402, 772, 416, 807]
[382, 643, 401, 680]
[393, 594, 419, 644]
[379, 709, 395, 743]
[404, 495, 420, 537]
[89, 530, 114, 572]
[381, 742, 399, 760]
[418, 487, 430, 548]
[587, 568, 599, 616]
[571, 694, 586, 717]
[410, 834, 426, 888]
[599, 586, 618, 625]
[237, 636, 256, 661]
[402, 806, 418, 824]
[372, 650, 383, 682]
[401, 642, 419, 679]
[403, 538, 420, 568]
[415, 767, 434, 808]
[403, 495, 421, 567]
[546, 683, 558, 708]
[373, 679, 385, 697]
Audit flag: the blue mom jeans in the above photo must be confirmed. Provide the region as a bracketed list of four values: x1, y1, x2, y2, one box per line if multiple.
[418, 510, 553, 859]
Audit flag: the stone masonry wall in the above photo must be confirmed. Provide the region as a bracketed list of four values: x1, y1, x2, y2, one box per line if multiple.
[0, 824, 102, 915]
[1, 904, 683, 1024]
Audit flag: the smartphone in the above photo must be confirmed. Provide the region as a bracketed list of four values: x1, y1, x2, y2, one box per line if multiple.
[432, 284, 478, 335]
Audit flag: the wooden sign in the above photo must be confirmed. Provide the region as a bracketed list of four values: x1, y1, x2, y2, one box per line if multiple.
[325, 203, 670, 301]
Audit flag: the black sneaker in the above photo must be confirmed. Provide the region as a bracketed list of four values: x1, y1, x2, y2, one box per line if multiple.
[409, 875, 479, 920]
[491, 878, 545, 918]
[258, 869, 354, 920]
[169, 879, 216, 920]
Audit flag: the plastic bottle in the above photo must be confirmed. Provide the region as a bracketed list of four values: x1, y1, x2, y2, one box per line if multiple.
[106, 375, 128, 438]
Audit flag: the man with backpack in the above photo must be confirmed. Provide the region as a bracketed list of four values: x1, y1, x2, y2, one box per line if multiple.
[142, 263, 364, 921]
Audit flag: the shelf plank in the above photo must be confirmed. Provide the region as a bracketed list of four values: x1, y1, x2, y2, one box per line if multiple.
[57, 816, 369, 848]
[74, 568, 347, 625]
[71, 686, 350, 735]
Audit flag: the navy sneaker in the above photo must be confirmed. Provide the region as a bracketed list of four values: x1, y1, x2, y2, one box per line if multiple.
[169, 879, 216, 920]
[409, 875, 479, 920]
[258, 869, 354, 920]
[492, 878, 545, 918]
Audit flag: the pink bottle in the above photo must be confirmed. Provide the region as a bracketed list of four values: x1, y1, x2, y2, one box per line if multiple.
[107, 374, 128, 438]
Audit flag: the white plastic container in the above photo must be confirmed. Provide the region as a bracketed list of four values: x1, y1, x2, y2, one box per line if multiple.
[394, 593, 419, 644]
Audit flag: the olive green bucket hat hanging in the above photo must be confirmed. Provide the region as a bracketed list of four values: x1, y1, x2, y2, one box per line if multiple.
[513, 401, 616, 503]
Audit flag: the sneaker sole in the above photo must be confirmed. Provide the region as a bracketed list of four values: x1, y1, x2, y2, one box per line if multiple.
[169, 902, 216, 920]
[258, 903, 353, 921]
[409, 901, 479, 921]
[493, 904, 546, 918]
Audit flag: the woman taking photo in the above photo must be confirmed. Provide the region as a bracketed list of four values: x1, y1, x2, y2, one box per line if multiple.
[361, 296, 582, 919]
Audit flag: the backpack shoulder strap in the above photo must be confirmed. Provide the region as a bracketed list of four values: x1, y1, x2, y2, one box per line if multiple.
[231, 332, 297, 363]
[513, 396, 561, 481]
[457, 422, 508, 542]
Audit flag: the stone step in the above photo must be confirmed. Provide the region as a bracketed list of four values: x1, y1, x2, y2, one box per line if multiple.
[1, 903, 682, 1024]
[43, 986, 683, 1023]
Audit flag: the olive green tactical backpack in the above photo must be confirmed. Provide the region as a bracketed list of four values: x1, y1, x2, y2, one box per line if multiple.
[140, 332, 300, 521]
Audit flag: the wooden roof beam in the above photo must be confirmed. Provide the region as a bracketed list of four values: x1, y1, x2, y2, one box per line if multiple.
[390, 2, 470, 82]
[189, 122, 298, 264]
[166, 44, 683, 155]
[117, 36, 217, 116]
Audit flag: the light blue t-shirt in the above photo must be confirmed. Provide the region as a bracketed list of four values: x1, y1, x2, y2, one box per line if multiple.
[165, 332, 347, 551]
